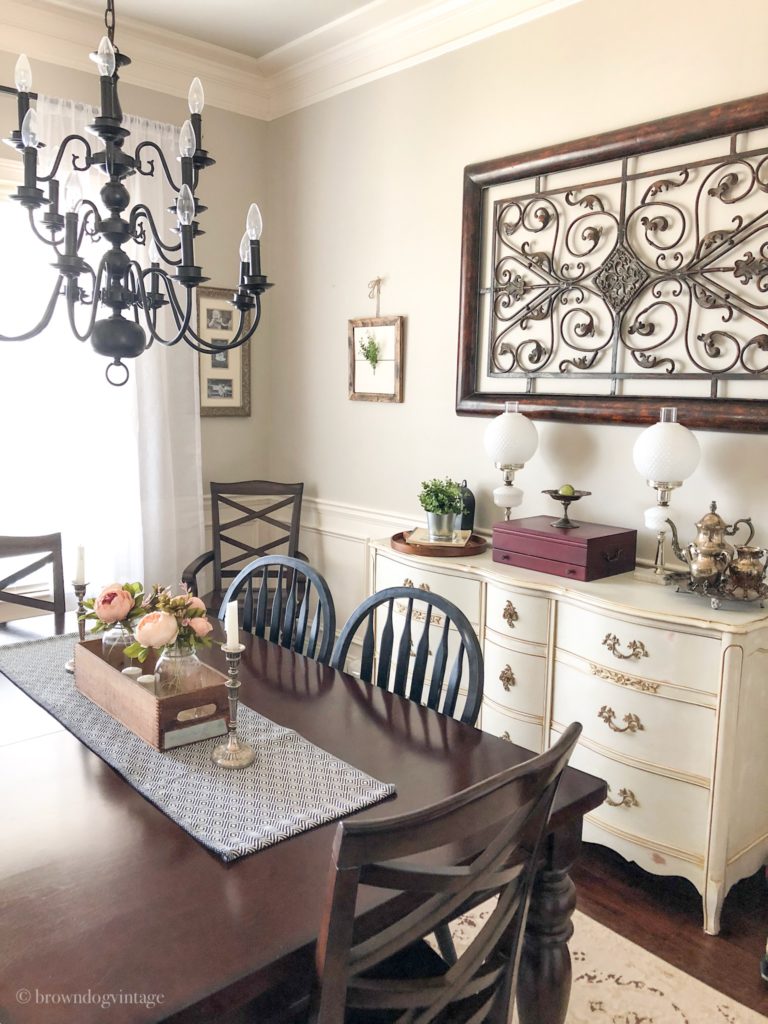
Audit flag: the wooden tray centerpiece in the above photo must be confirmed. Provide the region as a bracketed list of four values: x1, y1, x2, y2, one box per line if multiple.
[74, 639, 229, 750]
[391, 531, 487, 558]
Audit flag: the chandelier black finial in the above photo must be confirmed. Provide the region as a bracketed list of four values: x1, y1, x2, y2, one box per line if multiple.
[1, 0, 272, 385]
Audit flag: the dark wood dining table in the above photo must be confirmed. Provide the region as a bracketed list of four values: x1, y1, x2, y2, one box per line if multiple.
[0, 614, 606, 1024]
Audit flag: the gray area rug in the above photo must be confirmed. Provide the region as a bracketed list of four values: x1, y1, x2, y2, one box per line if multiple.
[0, 634, 394, 862]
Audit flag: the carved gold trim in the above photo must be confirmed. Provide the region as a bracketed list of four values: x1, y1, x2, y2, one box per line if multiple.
[597, 705, 644, 734]
[590, 663, 660, 693]
[396, 580, 442, 625]
[602, 633, 649, 661]
[499, 665, 516, 690]
[502, 600, 518, 629]
[605, 786, 639, 809]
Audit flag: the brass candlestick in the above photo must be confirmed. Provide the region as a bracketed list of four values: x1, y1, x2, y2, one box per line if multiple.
[65, 581, 88, 674]
[211, 643, 255, 769]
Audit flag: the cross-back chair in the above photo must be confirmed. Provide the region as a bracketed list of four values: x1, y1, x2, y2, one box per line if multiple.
[183, 480, 304, 601]
[0, 534, 65, 622]
[331, 586, 483, 727]
[309, 722, 582, 1024]
[219, 555, 336, 665]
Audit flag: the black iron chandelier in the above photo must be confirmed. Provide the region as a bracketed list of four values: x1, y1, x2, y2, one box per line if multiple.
[1, 0, 271, 385]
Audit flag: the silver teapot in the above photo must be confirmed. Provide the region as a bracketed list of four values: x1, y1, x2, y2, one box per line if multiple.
[668, 501, 754, 588]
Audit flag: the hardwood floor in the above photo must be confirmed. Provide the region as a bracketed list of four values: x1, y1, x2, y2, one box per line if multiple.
[572, 841, 768, 1016]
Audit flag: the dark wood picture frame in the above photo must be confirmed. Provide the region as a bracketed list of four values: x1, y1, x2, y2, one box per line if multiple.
[456, 91, 768, 432]
[348, 315, 404, 403]
[197, 286, 251, 418]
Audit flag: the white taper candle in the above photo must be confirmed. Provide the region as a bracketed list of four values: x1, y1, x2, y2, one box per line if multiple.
[75, 545, 85, 584]
[225, 600, 240, 649]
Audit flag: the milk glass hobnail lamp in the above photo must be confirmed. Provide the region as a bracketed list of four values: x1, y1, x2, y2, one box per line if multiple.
[632, 407, 700, 577]
[484, 402, 539, 520]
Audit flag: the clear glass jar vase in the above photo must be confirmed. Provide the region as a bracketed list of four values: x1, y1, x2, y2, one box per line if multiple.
[154, 641, 204, 697]
[101, 622, 135, 671]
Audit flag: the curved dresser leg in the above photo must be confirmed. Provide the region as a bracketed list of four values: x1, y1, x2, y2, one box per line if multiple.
[516, 823, 580, 1024]
[703, 879, 724, 936]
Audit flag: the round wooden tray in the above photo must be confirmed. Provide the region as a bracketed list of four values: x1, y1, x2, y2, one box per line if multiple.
[390, 531, 488, 558]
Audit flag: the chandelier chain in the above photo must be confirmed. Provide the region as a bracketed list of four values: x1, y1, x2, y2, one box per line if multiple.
[104, 0, 116, 46]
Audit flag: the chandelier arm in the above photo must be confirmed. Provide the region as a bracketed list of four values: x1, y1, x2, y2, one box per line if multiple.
[37, 135, 93, 183]
[180, 302, 262, 354]
[129, 204, 182, 263]
[66, 257, 107, 342]
[78, 203, 102, 245]
[134, 141, 181, 193]
[0, 275, 63, 340]
[131, 262, 193, 347]
[26, 206, 64, 248]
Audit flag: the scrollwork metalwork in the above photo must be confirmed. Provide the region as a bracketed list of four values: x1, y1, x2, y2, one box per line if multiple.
[484, 128, 768, 399]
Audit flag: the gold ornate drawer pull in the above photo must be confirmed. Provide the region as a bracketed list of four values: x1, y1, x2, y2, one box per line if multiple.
[604, 786, 639, 809]
[499, 665, 516, 690]
[597, 705, 644, 734]
[502, 601, 518, 629]
[403, 578, 431, 593]
[590, 663, 659, 693]
[603, 633, 649, 661]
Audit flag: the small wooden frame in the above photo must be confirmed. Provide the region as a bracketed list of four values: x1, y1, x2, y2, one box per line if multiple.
[348, 315, 404, 402]
[197, 286, 252, 417]
[75, 640, 229, 750]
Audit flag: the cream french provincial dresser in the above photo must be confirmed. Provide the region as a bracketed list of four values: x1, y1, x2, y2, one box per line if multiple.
[369, 537, 768, 934]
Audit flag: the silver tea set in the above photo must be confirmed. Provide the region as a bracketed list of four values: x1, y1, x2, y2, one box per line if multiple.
[665, 501, 768, 608]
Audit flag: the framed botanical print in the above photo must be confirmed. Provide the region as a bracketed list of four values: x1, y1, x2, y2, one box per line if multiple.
[197, 286, 251, 417]
[348, 315, 404, 402]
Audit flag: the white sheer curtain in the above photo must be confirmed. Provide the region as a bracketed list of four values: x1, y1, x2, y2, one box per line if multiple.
[0, 97, 203, 592]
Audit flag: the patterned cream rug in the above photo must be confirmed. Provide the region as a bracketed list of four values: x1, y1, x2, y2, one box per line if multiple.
[449, 902, 764, 1024]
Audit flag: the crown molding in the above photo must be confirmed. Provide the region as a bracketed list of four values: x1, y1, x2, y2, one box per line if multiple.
[0, 0, 584, 122]
[261, 0, 585, 119]
[0, 0, 269, 119]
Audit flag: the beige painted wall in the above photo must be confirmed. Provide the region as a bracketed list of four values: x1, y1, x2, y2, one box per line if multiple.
[0, 49, 270, 490]
[265, 0, 768, 562]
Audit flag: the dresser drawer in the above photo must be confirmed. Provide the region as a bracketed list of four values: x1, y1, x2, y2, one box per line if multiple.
[485, 584, 550, 647]
[555, 603, 720, 695]
[482, 703, 543, 754]
[551, 727, 709, 859]
[374, 553, 481, 627]
[484, 636, 546, 718]
[552, 658, 715, 781]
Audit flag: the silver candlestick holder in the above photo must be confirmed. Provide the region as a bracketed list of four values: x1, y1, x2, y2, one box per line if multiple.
[65, 581, 88, 674]
[211, 643, 255, 769]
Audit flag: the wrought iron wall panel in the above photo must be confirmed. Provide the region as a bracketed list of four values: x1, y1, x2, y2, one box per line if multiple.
[456, 92, 768, 431]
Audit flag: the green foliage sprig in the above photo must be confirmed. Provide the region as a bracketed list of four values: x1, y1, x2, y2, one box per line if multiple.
[359, 331, 380, 373]
[418, 478, 466, 516]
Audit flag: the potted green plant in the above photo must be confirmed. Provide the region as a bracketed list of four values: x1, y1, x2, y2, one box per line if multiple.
[419, 477, 466, 541]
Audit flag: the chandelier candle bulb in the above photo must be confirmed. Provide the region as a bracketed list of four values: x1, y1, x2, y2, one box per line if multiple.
[94, 35, 117, 78]
[188, 77, 205, 115]
[225, 601, 239, 650]
[14, 54, 32, 130]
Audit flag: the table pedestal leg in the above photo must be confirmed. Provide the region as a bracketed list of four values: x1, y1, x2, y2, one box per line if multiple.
[516, 822, 580, 1024]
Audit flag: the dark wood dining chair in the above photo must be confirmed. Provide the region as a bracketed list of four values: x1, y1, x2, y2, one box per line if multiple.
[331, 586, 483, 727]
[0, 533, 65, 622]
[331, 585, 484, 965]
[183, 480, 304, 603]
[306, 722, 583, 1023]
[218, 555, 336, 665]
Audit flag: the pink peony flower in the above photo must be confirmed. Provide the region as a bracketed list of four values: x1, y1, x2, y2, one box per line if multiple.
[95, 586, 134, 624]
[186, 616, 213, 638]
[186, 595, 207, 613]
[135, 610, 178, 649]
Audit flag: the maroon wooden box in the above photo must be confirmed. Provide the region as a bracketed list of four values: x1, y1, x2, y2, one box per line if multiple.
[492, 516, 636, 581]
